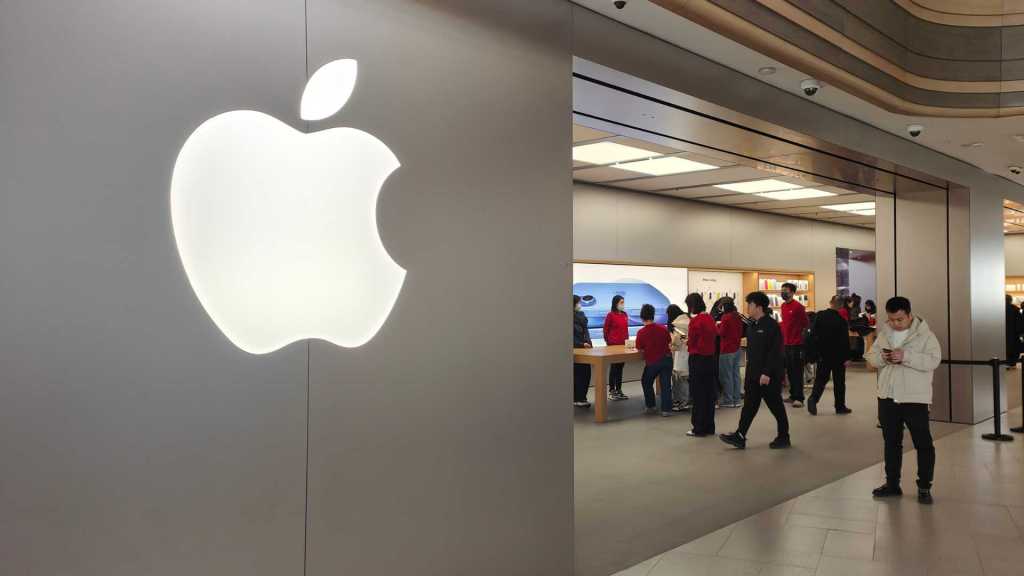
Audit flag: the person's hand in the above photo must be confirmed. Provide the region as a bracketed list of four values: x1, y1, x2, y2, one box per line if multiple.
[844, 360, 852, 367]
[584, 343, 593, 348]
[759, 374, 771, 386]
[889, 349, 904, 363]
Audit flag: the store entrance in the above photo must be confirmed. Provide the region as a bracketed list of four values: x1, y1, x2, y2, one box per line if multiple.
[569, 61, 963, 576]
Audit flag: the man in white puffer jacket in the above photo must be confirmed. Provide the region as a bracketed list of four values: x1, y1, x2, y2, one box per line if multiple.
[865, 296, 941, 505]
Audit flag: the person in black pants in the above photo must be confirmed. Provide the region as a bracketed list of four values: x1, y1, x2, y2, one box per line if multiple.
[573, 295, 593, 408]
[684, 293, 717, 437]
[808, 295, 853, 416]
[720, 291, 790, 449]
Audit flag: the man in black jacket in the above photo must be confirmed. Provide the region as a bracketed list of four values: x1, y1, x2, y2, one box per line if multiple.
[808, 295, 853, 416]
[573, 295, 593, 408]
[720, 291, 791, 450]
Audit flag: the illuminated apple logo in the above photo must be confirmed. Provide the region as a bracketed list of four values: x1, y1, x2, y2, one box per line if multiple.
[171, 59, 405, 354]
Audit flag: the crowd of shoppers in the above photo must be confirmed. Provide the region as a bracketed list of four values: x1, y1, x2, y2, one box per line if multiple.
[571, 290, 941, 502]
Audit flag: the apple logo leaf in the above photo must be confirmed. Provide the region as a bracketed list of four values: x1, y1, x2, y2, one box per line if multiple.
[300, 58, 358, 122]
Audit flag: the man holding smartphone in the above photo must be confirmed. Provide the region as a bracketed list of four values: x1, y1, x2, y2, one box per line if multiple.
[865, 297, 941, 504]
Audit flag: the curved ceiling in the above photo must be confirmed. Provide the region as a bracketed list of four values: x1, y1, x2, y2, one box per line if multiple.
[651, 0, 1024, 117]
[898, 0, 1024, 25]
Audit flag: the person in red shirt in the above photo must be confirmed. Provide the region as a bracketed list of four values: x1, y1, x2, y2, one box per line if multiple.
[635, 303, 673, 416]
[780, 282, 809, 407]
[685, 293, 717, 436]
[717, 299, 744, 408]
[839, 296, 851, 321]
[603, 295, 630, 401]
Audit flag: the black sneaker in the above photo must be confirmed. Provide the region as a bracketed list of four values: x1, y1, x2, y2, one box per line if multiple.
[918, 489, 934, 505]
[836, 407, 853, 415]
[769, 436, 791, 449]
[617, 391, 630, 400]
[872, 484, 903, 498]
[719, 432, 746, 449]
[807, 399, 818, 415]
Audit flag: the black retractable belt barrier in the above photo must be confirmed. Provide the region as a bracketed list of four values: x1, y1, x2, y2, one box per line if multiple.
[1012, 358, 1024, 435]
[942, 358, 1014, 442]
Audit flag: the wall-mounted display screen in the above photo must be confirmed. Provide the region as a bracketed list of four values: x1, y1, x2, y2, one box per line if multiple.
[573, 263, 688, 345]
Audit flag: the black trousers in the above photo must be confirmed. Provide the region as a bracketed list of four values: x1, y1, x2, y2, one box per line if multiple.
[689, 354, 717, 435]
[784, 345, 805, 401]
[737, 376, 790, 439]
[573, 363, 591, 403]
[879, 398, 935, 490]
[810, 361, 847, 409]
[609, 362, 624, 394]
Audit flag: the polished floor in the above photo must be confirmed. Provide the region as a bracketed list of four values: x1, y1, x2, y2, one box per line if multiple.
[574, 366, 982, 576]
[609, 406, 1024, 576]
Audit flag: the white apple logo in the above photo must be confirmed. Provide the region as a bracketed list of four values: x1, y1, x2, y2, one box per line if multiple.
[171, 59, 405, 354]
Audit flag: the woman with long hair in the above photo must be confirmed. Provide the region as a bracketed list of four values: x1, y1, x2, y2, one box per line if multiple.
[603, 295, 630, 401]
[684, 293, 717, 437]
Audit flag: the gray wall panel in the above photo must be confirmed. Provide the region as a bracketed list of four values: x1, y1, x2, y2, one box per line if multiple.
[304, 2, 574, 575]
[1006, 235, 1024, 275]
[0, 2, 308, 575]
[969, 189, 1009, 422]
[894, 180, 951, 421]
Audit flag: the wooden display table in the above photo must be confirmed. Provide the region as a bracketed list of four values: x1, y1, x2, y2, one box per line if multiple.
[573, 345, 643, 423]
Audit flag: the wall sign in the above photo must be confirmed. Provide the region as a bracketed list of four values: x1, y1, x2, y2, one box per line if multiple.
[171, 59, 405, 354]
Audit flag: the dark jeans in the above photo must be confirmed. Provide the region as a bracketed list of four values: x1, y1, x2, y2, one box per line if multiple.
[689, 354, 717, 434]
[641, 356, 673, 412]
[879, 398, 935, 490]
[573, 363, 591, 403]
[609, 362, 624, 394]
[785, 345, 805, 401]
[810, 360, 847, 409]
[737, 376, 790, 439]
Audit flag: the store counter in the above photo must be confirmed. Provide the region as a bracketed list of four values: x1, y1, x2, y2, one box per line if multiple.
[573, 345, 642, 423]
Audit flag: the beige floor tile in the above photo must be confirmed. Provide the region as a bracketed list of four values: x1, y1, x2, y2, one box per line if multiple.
[674, 525, 734, 556]
[814, 555, 924, 576]
[822, 530, 874, 560]
[791, 496, 878, 522]
[718, 524, 825, 569]
[647, 551, 762, 576]
[972, 533, 1024, 576]
[613, 556, 659, 576]
[1008, 506, 1024, 531]
[757, 565, 815, 576]
[876, 500, 1018, 537]
[786, 513, 875, 534]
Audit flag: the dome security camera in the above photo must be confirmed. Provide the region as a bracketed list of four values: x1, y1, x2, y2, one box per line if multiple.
[1010, 165, 1023, 176]
[613, 0, 627, 8]
[800, 78, 820, 96]
[906, 124, 924, 138]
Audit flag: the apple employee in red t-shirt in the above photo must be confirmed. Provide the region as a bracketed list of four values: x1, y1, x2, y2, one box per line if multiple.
[685, 293, 717, 436]
[603, 295, 630, 401]
[780, 282, 809, 407]
[635, 303, 674, 416]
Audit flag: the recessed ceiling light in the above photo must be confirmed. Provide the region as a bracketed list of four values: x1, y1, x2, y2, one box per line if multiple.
[616, 156, 717, 176]
[572, 142, 658, 165]
[758, 66, 777, 76]
[1013, 134, 1024, 143]
[756, 188, 836, 201]
[714, 179, 803, 193]
[961, 141, 984, 148]
[823, 202, 875, 216]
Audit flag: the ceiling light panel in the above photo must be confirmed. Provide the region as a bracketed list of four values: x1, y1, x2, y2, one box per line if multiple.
[714, 179, 803, 193]
[572, 142, 658, 165]
[823, 202, 876, 213]
[616, 156, 717, 176]
[755, 188, 836, 201]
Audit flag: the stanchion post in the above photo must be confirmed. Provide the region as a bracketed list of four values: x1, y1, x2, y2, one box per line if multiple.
[1012, 357, 1024, 434]
[982, 358, 1014, 442]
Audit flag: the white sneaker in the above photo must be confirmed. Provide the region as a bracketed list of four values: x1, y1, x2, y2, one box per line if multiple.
[792, 400, 804, 408]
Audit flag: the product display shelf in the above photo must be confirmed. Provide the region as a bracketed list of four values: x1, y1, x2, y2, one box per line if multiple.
[742, 271, 815, 312]
[1006, 277, 1024, 304]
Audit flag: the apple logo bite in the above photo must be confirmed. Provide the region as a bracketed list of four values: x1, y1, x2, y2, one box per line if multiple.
[170, 59, 405, 354]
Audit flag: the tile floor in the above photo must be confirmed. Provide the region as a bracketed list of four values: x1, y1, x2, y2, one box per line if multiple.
[613, 408, 1024, 576]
